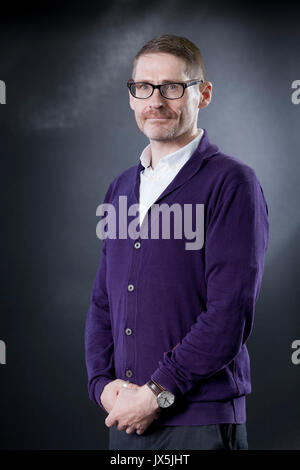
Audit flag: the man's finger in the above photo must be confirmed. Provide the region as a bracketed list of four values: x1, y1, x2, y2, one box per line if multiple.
[125, 426, 135, 434]
[122, 381, 139, 390]
[136, 429, 144, 435]
[105, 413, 117, 428]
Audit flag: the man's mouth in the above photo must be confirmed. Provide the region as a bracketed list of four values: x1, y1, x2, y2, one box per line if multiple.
[147, 117, 169, 120]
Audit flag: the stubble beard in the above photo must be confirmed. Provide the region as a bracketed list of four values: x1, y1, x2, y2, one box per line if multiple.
[142, 120, 178, 142]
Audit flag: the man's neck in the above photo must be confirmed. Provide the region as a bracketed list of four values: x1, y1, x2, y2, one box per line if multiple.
[149, 129, 201, 170]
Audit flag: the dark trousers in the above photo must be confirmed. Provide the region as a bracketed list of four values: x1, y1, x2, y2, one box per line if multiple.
[108, 420, 248, 450]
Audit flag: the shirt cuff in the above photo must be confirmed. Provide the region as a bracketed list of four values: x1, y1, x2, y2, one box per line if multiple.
[94, 377, 113, 411]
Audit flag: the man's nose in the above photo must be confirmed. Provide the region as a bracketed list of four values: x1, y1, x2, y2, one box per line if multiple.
[147, 87, 165, 107]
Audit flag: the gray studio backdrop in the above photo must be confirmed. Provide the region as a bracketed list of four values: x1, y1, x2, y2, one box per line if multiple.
[0, 1, 299, 450]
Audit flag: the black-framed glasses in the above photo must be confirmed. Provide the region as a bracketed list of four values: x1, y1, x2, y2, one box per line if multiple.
[127, 79, 203, 100]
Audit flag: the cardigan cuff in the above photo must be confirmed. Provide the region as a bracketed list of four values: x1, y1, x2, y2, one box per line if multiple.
[151, 366, 182, 400]
[94, 377, 114, 412]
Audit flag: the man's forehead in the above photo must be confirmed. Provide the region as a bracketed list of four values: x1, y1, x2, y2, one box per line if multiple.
[134, 53, 187, 81]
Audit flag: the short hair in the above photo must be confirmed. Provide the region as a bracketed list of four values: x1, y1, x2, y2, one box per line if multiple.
[132, 34, 206, 82]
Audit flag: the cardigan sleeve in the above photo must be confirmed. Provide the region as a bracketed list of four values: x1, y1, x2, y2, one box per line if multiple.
[150, 174, 269, 398]
[84, 183, 116, 411]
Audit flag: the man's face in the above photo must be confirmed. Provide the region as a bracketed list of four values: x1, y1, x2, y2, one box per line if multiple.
[129, 52, 204, 141]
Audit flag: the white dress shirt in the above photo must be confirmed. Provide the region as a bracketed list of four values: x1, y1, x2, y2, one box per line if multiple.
[138, 128, 204, 226]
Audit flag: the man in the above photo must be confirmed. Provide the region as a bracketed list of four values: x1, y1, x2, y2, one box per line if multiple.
[84, 34, 269, 450]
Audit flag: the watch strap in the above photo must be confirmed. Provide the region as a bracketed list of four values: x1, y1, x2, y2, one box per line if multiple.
[146, 378, 165, 396]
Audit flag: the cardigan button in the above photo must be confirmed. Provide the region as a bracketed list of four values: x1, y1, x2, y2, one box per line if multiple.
[125, 328, 132, 335]
[134, 241, 141, 249]
[126, 369, 133, 378]
[127, 284, 134, 292]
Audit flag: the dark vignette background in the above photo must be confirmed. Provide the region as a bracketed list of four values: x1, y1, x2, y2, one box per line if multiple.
[0, 0, 299, 450]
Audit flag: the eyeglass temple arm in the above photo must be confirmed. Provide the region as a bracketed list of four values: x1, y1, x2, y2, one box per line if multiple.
[185, 79, 204, 88]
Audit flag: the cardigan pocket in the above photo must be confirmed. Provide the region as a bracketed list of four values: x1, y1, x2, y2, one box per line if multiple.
[184, 364, 241, 402]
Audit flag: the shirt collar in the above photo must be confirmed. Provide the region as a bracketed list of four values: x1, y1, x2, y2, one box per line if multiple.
[139, 129, 204, 171]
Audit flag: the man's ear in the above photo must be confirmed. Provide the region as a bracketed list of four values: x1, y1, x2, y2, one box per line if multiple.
[198, 81, 212, 109]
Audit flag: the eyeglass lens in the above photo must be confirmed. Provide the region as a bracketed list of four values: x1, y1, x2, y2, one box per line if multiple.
[131, 83, 184, 99]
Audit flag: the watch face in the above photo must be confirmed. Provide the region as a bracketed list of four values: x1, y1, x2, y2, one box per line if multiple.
[157, 390, 175, 408]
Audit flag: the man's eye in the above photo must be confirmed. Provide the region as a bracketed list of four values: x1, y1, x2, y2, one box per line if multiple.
[136, 83, 150, 90]
[166, 84, 179, 90]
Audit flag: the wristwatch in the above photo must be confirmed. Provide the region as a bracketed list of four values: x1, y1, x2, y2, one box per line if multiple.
[146, 378, 175, 409]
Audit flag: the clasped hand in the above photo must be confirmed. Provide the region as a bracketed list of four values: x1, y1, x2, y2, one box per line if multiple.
[101, 379, 161, 435]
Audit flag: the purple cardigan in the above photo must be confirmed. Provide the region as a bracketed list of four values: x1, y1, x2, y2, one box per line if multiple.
[84, 129, 269, 425]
